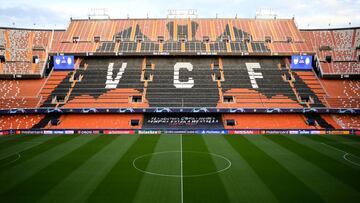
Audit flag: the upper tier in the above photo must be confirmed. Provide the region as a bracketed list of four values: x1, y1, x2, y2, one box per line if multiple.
[50, 18, 312, 55]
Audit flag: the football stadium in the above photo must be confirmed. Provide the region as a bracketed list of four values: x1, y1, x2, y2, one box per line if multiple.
[0, 3, 360, 202]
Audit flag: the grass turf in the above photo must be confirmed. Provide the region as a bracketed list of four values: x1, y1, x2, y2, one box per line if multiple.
[0, 134, 360, 203]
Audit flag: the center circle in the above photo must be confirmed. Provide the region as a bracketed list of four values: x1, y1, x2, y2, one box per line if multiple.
[133, 151, 231, 177]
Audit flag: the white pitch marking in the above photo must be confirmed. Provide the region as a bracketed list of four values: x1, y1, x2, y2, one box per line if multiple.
[132, 151, 232, 177]
[180, 134, 184, 203]
[321, 142, 360, 167]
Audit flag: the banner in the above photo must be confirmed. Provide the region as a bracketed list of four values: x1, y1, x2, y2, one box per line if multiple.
[143, 113, 223, 129]
[53, 55, 75, 70]
[291, 55, 313, 70]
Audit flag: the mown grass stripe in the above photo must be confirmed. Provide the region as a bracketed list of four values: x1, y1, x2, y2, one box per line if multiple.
[203, 135, 278, 203]
[133, 135, 181, 203]
[0, 135, 75, 169]
[257, 135, 360, 202]
[340, 134, 360, 142]
[0, 134, 32, 142]
[286, 135, 360, 168]
[86, 135, 160, 203]
[38, 135, 138, 203]
[0, 135, 96, 194]
[307, 135, 360, 157]
[0, 135, 50, 154]
[0, 136, 54, 165]
[0, 134, 33, 145]
[225, 135, 324, 203]
[1, 135, 117, 202]
[272, 135, 360, 192]
[321, 135, 360, 150]
[182, 134, 230, 203]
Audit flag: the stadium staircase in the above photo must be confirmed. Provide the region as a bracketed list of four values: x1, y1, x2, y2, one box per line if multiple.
[304, 114, 335, 129]
[32, 114, 61, 129]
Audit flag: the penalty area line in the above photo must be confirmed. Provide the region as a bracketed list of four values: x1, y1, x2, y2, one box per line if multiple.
[321, 142, 360, 167]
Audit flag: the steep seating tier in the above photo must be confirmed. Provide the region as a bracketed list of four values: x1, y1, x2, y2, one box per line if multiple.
[146, 58, 219, 107]
[51, 18, 307, 56]
[334, 115, 360, 129]
[0, 79, 45, 109]
[0, 28, 52, 76]
[0, 115, 44, 130]
[1, 57, 329, 109]
[301, 28, 360, 75]
[320, 79, 360, 108]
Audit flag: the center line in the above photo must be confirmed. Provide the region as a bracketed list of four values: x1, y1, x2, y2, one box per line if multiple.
[180, 134, 184, 203]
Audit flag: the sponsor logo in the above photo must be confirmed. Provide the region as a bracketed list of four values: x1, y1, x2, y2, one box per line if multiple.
[0, 131, 8, 135]
[298, 130, 310, 134]
[43, 130, 53, 134]
[164, 130, 196, 134]
[265, 130, 289, 134]
[327, 130, 350, 135]
[21, 130, 43, 135]
[64, 130, 75, 135]
[77, 130, 100, 134]
[196, 130, 228, 134]
[104, 130, 135, 134]
[231, 130, 257, 135]
[138, 130, 162, 135]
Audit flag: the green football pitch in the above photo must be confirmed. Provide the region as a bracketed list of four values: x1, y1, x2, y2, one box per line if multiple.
[1, 134, 360, 203]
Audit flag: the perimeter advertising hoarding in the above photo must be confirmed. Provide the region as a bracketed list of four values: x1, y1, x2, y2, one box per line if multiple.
[291, 55, 313, 70]
[0, 129, 356, 135]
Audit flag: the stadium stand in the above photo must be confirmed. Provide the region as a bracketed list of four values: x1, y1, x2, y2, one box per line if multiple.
[320, 79, 360, 108]
[45, 114, 144, 129]
[334, 115, 360, 129]
[0, 18, 359, 131]
[50, 18, 309, 56]
[32, 56, 330, 109]
[222, 114, 339, 129]
[301, 28, 360, 76]
[0, 28, 54, 77]
[0, 114, 45, 130]
[0, 79, 45, 108]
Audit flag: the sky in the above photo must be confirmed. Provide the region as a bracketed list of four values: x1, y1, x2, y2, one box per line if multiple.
[0, 0, 359, 29]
